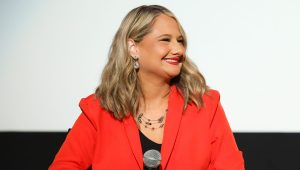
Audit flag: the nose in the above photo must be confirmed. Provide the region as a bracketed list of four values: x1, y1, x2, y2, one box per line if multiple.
[170, 40, 185, 62]
[170, 40, 185, 55]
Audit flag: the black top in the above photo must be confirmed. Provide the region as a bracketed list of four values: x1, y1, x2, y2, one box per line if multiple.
[139, 130, 162, 154]
[139, 130, 162, 169]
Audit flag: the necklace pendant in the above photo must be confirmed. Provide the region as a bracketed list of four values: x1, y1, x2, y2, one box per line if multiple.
[159, 123, 164, 128]
[157, 116, 164, 123]
[137, 118, 142, 123]
[138, 113, 143, 119]
[136, 108, 167, 131]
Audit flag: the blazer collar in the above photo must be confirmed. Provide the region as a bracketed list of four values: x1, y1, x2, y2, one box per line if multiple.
[160, 85, 184, 168]
[122, 115, 143, 169]
[122, 85, 184, 169]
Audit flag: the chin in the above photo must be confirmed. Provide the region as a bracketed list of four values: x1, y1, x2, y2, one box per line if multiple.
[165, 69, 181, 79]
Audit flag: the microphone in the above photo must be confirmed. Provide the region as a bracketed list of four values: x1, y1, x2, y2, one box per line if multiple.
[143, 149, 161, 170]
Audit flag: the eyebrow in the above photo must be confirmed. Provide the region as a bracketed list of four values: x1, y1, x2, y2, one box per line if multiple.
[157, 34, 183, 39]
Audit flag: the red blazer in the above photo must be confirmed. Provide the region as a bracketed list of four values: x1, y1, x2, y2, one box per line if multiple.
[49, 86, 244, 170]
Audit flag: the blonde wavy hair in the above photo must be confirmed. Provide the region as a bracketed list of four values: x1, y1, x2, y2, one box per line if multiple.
[95, 5, 208, 120]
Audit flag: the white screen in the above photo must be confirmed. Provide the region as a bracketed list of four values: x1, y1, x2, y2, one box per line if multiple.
[1, 0, 299, 132]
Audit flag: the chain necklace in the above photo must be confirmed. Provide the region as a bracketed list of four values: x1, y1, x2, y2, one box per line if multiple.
[137, 109, 168, 131]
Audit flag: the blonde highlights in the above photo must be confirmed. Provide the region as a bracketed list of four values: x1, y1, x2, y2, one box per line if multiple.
[96, 5, 208, 119]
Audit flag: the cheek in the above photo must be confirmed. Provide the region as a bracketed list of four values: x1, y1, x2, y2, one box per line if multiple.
[182, 46, 187, 53]
[140, 44, 168, 60]
[138, 40, 171, 65]
[151, 44, 169, 57]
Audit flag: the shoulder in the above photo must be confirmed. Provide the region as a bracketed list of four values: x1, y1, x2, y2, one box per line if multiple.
[78, 94, 108, 129]
[79, 94, 101, 112]
[203, 89, 220, 105]
[201, 89, 221, 113]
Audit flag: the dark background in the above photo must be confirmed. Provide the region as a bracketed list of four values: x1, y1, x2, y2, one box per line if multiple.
[1, 132, 299, 170]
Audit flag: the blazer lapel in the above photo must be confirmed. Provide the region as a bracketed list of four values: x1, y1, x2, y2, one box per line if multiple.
[161, 86, 184, 168]
[123, 115, 143, 169]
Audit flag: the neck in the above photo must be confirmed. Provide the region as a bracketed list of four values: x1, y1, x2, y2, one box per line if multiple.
[138, 76, 171, 110]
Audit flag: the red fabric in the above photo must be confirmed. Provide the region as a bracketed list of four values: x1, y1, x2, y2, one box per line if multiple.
[49, 86, 244, 170]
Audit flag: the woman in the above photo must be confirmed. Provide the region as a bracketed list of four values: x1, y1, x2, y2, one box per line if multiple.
[49, 5, 244, 170]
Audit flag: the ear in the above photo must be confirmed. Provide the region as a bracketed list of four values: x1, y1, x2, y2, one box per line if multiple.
[127, 38, 139, 58]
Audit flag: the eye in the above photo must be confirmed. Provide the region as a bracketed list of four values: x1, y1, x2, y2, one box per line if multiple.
[160, 38, 170, 42]
[177, 39, 184, 44]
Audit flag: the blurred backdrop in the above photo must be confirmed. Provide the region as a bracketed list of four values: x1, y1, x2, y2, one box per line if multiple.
[1, 0, 300, 132]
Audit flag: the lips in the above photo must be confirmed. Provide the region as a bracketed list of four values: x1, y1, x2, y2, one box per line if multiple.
[163, 57, 183, 65]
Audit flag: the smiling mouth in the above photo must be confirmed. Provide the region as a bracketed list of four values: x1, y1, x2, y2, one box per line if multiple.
[163, 56, 184, 65]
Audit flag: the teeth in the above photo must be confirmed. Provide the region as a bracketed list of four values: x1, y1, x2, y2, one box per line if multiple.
[164, 59, 178, 62]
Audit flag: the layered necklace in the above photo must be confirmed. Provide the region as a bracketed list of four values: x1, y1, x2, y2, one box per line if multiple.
[137, 109, 168, 131]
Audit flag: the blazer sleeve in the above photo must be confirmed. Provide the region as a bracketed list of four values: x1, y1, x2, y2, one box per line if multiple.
[208, 91, 245, 170]
[49, 95, 98, 170]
